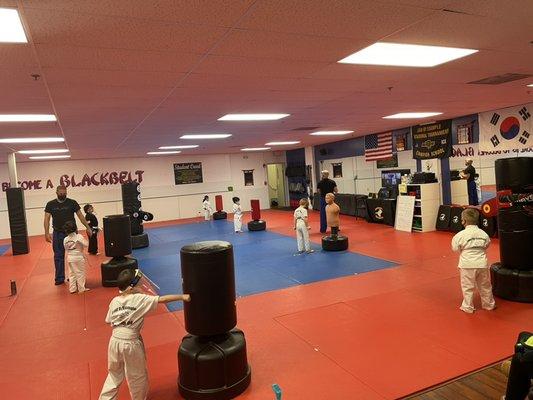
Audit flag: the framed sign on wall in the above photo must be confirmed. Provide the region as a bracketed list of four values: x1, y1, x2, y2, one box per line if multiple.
[243, 170, 254, 186]
[173, 162, 203, 185]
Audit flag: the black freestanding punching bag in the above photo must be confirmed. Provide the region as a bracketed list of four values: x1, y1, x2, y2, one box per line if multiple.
[122, 183, 152, 249]
[6, 188, 30, 255]
[491, 157, 533, 302]
[100, 214, 138, 287]
[178, 241, 251, 400]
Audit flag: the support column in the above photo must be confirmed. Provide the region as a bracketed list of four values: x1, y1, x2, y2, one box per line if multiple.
[7, 152, 18, 188]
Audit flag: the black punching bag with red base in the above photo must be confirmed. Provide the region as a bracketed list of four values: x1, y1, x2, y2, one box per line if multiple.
[247, 199, 266, 231]
[178, 241, 251, 400]
[490, 157, 533, 302]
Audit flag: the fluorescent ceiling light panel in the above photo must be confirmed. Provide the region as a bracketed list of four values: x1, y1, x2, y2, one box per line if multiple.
[310, 131, 353, 136]
[241, 147, 271, 151]
[18, 149, 69, 154]
[0, 8, 27, 43]
[338, 42, 478, 67]
[158, 145, 199, 150]
[147, 151, 181, 155]
[0, 137, 64, 143]
[528, 84, 533, 87]
[383, 112, 443, 119]
[265, 141, 300, 145]
[0, 114, 57, 122]
[180, 134, 231, 139]
[29, 155, 71, 160]
[218, 114, 290, 121]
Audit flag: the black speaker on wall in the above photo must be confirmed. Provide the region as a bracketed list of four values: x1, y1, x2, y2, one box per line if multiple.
[6, 188, 30, 255]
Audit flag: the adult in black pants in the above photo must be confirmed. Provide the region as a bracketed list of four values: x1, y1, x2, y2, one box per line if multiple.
[84, 204, 99, 255]
[503, 331, 533, 400]
[317, 170, 338, 233]
[461, 158, 478, 206]
[44, 185, 92, 285]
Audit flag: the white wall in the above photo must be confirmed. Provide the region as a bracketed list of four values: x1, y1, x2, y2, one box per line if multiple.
[0, 151, 286, 239]
[319, 150, 417, 195]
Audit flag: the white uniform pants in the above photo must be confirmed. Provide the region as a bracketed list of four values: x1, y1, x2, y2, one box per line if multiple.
[296, 220, 310, 252]
[68, 259, 86, 293]
[99, 337, 149, 400]
[204, 209, 211, 220]
[234, 214, 242, 232]
[459, 268, 496, 312]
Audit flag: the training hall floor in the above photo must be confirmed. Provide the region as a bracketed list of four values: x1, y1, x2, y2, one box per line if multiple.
[1, 209, 531, 399]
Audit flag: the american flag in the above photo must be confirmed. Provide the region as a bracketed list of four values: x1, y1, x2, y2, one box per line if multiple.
[365, 132, 393, 161]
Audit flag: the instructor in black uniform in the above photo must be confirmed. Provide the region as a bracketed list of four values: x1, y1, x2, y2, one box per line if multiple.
[317, 170, 338, 233]
[44, 185, 92, 285]
[461, 158, 478, 206]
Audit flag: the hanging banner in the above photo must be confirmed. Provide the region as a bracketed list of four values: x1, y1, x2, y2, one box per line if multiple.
[173, 162, 203, 185]
[412, 120, 452, 160]
[479, 103, 532, 151]
[376, 153, 398, 169]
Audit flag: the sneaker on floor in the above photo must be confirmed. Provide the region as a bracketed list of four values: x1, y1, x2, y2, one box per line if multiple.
[306, 249, 315, 254]
[293, 251, 304, 256]
[501, 360, 511, 377]
[78, 288, 91, 294]
[483, 305, 497, 311]
[460, 306, 474, 314]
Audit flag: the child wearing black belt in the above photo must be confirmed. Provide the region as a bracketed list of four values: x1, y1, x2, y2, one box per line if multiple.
[84, 204, 99, 255]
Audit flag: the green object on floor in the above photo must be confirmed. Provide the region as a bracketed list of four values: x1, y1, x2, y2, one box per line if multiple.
[272, 384, 282, 399]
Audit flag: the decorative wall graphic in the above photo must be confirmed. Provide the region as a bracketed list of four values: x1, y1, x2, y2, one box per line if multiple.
[412, 120, 452, 160]
[243, 170, 254, 186]
[479, 102, 532, 151]
[365, 132, 393, 161]
[174, 162, 203, 185]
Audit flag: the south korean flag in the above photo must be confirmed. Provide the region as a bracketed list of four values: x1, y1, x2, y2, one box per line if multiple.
[479, 103, 532, 151]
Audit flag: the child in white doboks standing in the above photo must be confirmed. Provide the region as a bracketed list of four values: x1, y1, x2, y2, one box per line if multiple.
[293, 198, 314, 255]
[63, 220, 89, 293]
[232, 197, 243, 233]
[99, 268, 190, 400]
[202, 195, 213, 221]
[451, 208, 496, 314]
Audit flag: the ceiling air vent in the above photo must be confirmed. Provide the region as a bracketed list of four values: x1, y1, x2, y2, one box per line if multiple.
[468, 73, 532, 85]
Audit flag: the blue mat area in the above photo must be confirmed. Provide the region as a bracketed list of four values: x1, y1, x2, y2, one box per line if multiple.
[133, 221, 397, 311]
[0, 245, 10, 255]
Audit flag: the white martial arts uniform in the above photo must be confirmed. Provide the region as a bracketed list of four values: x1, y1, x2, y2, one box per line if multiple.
[294, 206, 311, 252]
[451, 224, 495, 313]
[202, 200, 213, 220]
[99, 293, 160, 400]
[63, 233, 88, 293]
[233, 203, 243, 232]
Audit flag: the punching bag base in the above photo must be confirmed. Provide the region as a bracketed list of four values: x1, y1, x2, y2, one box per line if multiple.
[247, 220, 266, 231]
[491, 263, 533, 303]
[213, 211, 227, 220]
[178, 330, 251, 400]
[131, 233, 149, 249]
[322, 235, 349, 251]
[101, 257, 138, 287]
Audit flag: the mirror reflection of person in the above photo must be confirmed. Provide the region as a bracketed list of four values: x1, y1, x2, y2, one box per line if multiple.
[460, 159, 478, 206]
[44, 185, 93, 285]
[317, 170, 338, 233]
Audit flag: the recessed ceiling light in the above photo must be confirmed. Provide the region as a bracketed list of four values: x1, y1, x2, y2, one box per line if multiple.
[0, 8, 27, 43]
[18, 149, 69, 154]
[29, 155, 71, 160]
[528, 84, 533, 87]
[180, 134, 232, 139]
[0, 137, 64, 143]
[310, 131, 353, 136]
[338, 42, 478, 67]
[158, 145, 199, 150]
[147, 151, 181, 155]
[0, 114, 57, 122]
[265, 141, 301, 146]
[241, 147, 271, 151]
[383, 112, 443, 119]
[218, 114, 290, 121]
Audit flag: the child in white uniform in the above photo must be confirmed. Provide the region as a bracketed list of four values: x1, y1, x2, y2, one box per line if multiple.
[232, 197, 243, 233]
[99, 269, 190, 400]
[451, 208, 496, 314]
[63, 221, 89, 293]
[202, 195, 213, 221]
[293, 198, 314, 254]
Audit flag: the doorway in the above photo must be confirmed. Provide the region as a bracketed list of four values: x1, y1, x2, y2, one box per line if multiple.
[267, 164, 287, 208]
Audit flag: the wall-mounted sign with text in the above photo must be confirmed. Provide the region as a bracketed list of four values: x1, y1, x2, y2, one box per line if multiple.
[174, 162, 203, 185]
